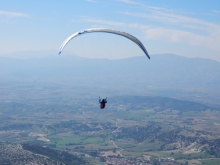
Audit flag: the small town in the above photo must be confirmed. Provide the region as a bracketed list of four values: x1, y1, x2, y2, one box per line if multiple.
[105, 157, 151, 165]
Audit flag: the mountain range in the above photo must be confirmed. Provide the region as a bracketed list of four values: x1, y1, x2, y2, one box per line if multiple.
[1, 51, 220, 107]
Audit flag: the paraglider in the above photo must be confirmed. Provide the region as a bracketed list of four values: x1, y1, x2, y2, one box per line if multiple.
[58, 28, 150, 59]
[58, 28, 150, 109]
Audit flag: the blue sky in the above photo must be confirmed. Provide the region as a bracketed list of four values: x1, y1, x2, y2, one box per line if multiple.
[1, 0, 220, 61]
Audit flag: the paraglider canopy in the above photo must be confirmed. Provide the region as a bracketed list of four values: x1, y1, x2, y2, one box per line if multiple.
[58, 28, 150, 59]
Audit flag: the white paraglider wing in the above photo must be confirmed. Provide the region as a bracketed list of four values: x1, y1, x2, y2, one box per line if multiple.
[58, 28, 150, 59]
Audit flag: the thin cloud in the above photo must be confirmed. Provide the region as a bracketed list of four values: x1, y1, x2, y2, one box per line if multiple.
[81, 16, 220, 52]
[123, 11, 219, 31]
[119, 0, 218, 31]
[79, 0, 220, 53]
[118, 1, 220, 52]
[86, 0, 96, 2]
[117, 0, 140, 4]
[213, 10, 220, 14]
[144, 27, 220, 51]
[119, 0, 172, 13]
[123, 10, 220, 37]
[0, 10, 28, 17]
[81, 17, 126, 27]
[144, 28, 205, 44]
[129, 22, 220, 52]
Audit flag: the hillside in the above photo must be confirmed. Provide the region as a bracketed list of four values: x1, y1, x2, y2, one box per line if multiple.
[0, 95, 220, 164]
[111, 96, 214, 112]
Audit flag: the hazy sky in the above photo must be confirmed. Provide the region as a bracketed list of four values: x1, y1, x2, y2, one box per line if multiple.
[1, 0, 220, 61]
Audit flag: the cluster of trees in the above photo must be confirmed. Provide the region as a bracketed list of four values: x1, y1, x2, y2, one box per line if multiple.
[0, 144, 64, 165]
[157, 130, 199, 144]
[117, 124, 162, 142]
[116, 124, 220, 156]
[0, 123, 34, 131]
[90, 122, 116, 130]
[47, 121, 99, 133]
[204, 139, 220, 157]
[47, 120, 116, 133]
[22, 143, 86, 165]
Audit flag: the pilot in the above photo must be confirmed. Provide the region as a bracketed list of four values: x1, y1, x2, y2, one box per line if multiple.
[99, 97, 107, 109]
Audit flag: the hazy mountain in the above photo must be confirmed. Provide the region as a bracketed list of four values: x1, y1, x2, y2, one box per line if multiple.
[1, 51, 220, 87]
[1, 51, 220, 107]
[111, 95, 214, 112]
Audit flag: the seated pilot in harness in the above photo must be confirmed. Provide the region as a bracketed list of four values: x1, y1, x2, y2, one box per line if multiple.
[99, 97, 107, 109]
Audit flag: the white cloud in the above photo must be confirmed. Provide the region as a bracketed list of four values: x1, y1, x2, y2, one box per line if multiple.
[0, 10, 28, 18]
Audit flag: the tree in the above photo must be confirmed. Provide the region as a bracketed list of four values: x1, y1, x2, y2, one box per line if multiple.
[151, 158, 161, 165]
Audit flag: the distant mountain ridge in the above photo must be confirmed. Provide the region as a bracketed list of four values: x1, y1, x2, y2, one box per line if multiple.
[1, 51, 220, 108]
[1, 51, 220, 88]
[111, 95, 214, 112]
